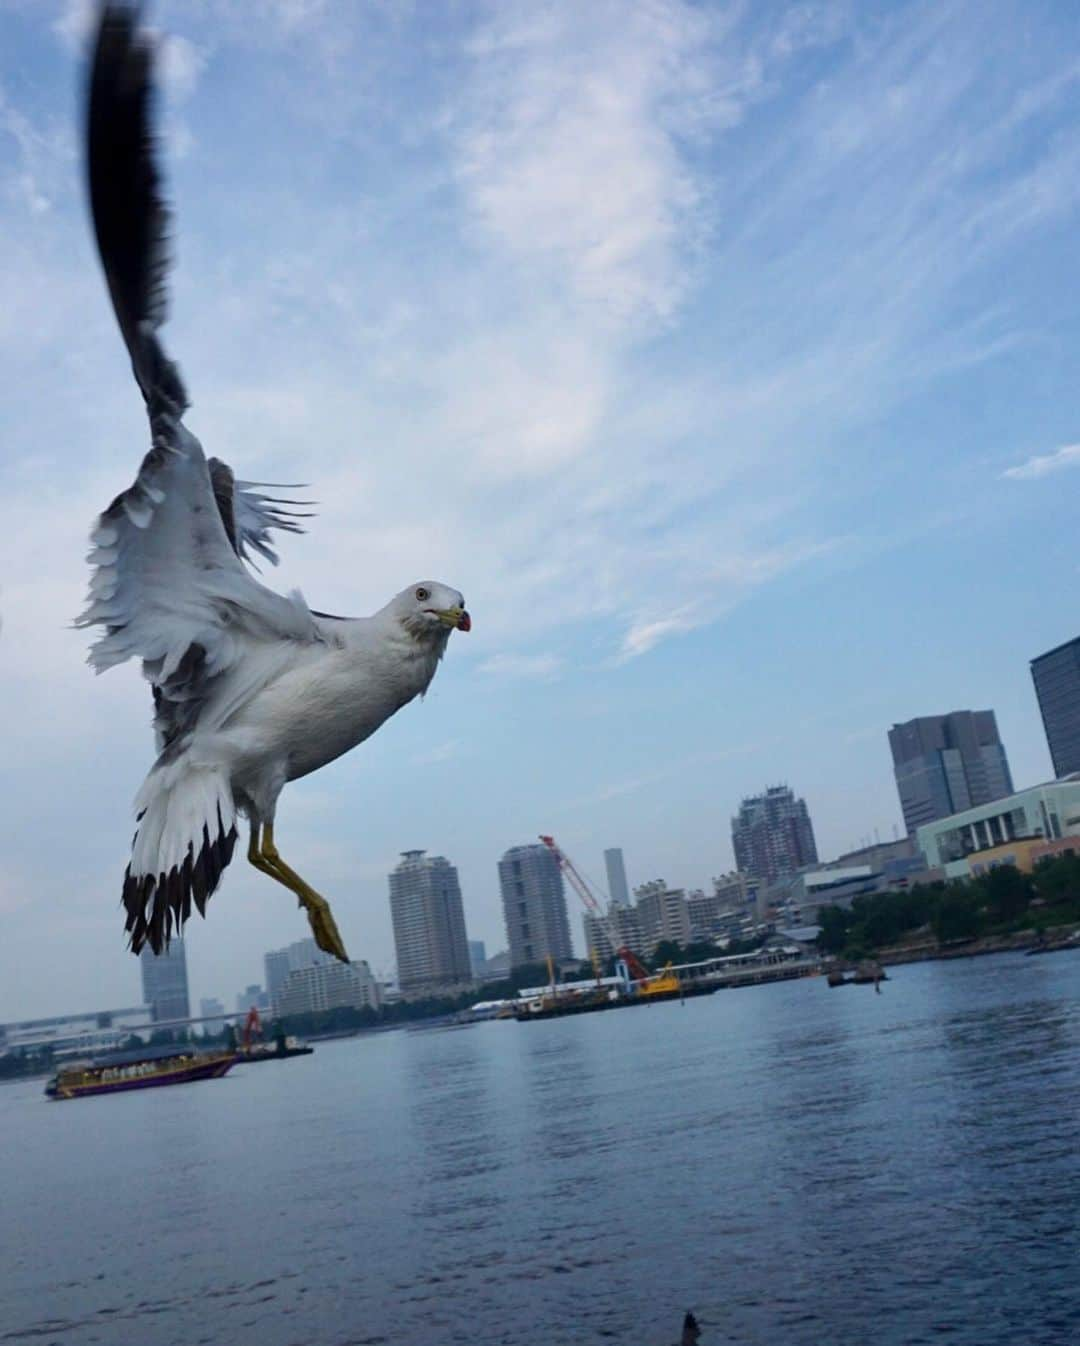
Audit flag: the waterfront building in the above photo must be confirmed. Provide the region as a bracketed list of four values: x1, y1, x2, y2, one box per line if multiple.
[265, 938, 337, 1013]
[1031, 637, 1080, 778]
[499, 843, 573, 969]
[199, 997, 225, 1021]
[731, 786, 818, 885]
[889, 711, 1013, 835]
[916, 775, 1080, 877]
[277, 960, 382, 1018]
[0, 1006, 154, 1058]
[468, 939, 487, 977]
[265, 940, 336, 1011]
[633, 880, 692, 954]
[389, 851, 472, 993]
[604, 847, 631, 907]
[139, 938, 190, 1022]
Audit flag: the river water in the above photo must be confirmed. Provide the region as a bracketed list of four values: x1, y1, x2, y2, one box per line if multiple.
[2, 952, 1079, 1345]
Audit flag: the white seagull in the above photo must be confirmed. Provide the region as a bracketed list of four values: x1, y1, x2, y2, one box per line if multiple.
[75, 5, 470, 964]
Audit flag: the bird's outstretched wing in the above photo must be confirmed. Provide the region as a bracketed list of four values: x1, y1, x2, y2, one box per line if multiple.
[207, 458, 315, 569]
[86, 3, 185, 412]
[77, 5, 326, 746]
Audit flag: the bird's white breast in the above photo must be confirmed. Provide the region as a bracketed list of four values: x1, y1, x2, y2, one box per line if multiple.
[224, 635, 439, 785]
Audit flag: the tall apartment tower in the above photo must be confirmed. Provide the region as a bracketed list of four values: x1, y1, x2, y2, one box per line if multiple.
[1031, 638, 1080, 778]
[388, 851, 472, 994]
[140, 938, 190, 1022]
[604, 847, 631, 907]
[731, 786, 818, 885]
[889, 710, 1014, 834]
[498, 843, 573, 969]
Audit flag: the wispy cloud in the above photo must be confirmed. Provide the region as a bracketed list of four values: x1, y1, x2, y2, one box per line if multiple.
[1001, 443, 1080, 481]
[478, 652, 563, 679]
[412, 738, 464, 766]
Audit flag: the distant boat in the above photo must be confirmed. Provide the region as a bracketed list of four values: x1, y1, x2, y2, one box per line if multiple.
[44, 1050, 236, 1100]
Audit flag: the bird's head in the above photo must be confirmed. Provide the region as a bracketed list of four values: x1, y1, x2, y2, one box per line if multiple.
[394, 582, 471, 641]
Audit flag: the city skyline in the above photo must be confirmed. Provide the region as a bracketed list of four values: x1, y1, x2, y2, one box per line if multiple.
[3, 1, 1080, 1019]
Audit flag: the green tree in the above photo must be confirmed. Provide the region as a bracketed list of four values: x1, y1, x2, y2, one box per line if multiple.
[932, 888, 981, 944]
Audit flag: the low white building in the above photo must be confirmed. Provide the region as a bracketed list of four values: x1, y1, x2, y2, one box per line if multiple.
[0, 1005, 154, 1057]
[916, 776, 1080, 877]
[277, 960, 382, 1018]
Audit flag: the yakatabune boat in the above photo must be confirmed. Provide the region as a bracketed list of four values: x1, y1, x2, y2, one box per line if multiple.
[44, 1050, 237, 1099]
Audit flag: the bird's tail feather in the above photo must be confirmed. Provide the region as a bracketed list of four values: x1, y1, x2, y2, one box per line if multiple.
[124, 757, 237, 954]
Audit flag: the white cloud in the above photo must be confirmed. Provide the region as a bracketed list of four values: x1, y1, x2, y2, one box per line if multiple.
[452, 0, 722, 328]
[478, 652, 563, 679]
[1001, 443, 1080, 480]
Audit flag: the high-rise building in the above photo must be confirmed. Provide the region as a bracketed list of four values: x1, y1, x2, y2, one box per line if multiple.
[1031, 638, 1080, 778]
[389, 851, 472, 993]
[199, 997, 225, 1021]
[604, 848, 631, 907]
[582, 902, 645, 963]
[140, 939, 190, 1023]
[889, 711, 1014, 835]
[498, 844, 573, 968]
[265, 939, 337, 1013]
[731, 786, 818, 885]
[467, 940, 487, 977]
[277, 960, 382, 1018]
[633, 880, 692, 953]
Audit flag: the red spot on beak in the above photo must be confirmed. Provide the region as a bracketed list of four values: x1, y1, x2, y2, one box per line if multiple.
[458, 610, 471, 632]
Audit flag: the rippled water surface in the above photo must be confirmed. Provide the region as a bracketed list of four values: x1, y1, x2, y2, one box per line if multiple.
[3, 953, 1080, 1345]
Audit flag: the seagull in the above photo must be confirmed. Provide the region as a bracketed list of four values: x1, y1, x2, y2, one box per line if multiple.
[75, 4, 470, 964]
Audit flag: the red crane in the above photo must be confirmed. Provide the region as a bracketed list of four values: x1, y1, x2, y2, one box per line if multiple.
[538, 835, 652, 984]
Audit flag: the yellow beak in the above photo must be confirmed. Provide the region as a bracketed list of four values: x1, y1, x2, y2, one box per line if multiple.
[433, 606, 472, 632]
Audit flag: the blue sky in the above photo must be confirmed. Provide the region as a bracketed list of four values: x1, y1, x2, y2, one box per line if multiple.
[2, 0, 1079, 1019]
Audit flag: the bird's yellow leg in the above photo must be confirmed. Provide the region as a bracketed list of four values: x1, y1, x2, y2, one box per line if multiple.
[259, 823, 350, 964]
[247, 821, 281, 880]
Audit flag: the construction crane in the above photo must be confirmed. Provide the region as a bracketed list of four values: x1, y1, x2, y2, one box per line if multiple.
[538, 835, 673, 993]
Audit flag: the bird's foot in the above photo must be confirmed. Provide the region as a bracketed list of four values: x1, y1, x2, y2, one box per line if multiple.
[299, 893, 350, 964]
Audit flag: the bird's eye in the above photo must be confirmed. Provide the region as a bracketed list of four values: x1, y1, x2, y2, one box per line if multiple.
[415, 587, 430, 602]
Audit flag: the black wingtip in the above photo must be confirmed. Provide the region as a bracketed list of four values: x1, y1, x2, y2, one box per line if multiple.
[86, 1, 188, 412]
[123, 821, 238, 956]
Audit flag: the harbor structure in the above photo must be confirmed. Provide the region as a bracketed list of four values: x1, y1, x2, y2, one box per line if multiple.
[139, 938, 190, 1022]
[276, 959, 382, 1018]
[499, 843, 573, 968]
[604, 847, 631, 907]
[731, 786, 818, 885]
[1031, 637, 1080, 778]
[389, 851, 472, 993]
[889, 710, 1013, 835]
